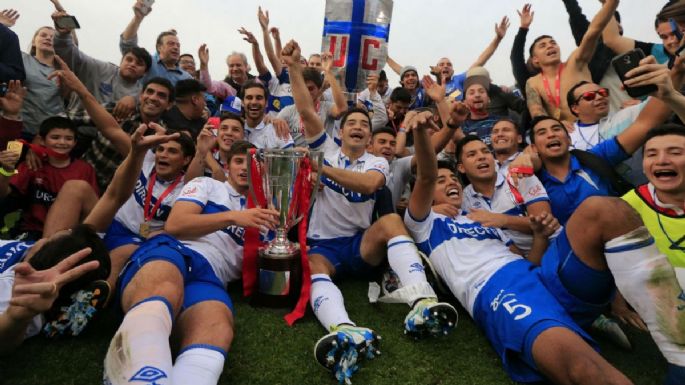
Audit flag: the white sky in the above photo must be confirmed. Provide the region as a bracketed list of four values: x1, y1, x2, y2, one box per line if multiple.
[11, 0, 666, 88]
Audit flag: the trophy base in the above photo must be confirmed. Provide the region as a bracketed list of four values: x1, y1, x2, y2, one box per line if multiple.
[251, 250, 302, 308]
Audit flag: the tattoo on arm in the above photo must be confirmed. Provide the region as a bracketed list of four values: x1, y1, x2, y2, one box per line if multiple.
[525, 81, 546, 117]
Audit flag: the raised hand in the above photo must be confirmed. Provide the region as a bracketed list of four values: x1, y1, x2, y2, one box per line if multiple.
[257, 6, 270, 31]
[196, 126, 216, 155]
[321, 52, 334, 73]
[0, 80, 27, 118]
[50, 10, 72, 34]
[624, 55, 673, 100]
[517, 4, 534, 29]
[132, 0, 151, 19]
[281, 40, 302, 66]
[406, 110, 434, 132]
[269, 27, 280, 40]
[198, 44, 210, 68]
[9, 248, 99, 320]
[447, 101, 470, 128]
[366, 73, 379, 94]
[130, 122, 180, 153]
[47, 56, 87, 94]
[422, 75, 446, 102]
[0, 9, 20, 27]
[0, 150, 20, 172]
[238, 27, 258, 46]
[495, 16, 510, 40]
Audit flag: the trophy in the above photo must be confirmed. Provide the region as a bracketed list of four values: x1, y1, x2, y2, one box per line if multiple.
[247, 148, 323, 308]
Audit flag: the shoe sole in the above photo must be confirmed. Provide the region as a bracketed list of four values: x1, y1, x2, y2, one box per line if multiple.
[405, 303, 458, 339]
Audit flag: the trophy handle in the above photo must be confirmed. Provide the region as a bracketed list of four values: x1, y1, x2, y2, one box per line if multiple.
[246, 148, 262, 208]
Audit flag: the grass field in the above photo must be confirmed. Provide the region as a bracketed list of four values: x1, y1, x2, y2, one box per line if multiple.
[0, 279, 667, 385]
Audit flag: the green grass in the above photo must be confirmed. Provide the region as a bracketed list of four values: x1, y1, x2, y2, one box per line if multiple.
[0, 279, 667, 385]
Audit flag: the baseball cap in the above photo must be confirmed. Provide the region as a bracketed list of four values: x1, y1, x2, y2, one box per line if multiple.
[463, 66, 491, 93]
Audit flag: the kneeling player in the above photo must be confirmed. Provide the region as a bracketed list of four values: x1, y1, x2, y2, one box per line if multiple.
[284, 40, 456, 384]
[406, 111, 685, 384]
[103, 141, 279, 385]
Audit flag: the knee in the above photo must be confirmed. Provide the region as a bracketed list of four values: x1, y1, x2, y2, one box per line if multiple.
[566, 357, 631, 385]
[207, 312, 234, 351]
[375, 213, 407, 236]
[308, 254, 335, 276]
[123, 279, 183, 314]
[59, 180, 96, 197]
[576, 197, 642, 229]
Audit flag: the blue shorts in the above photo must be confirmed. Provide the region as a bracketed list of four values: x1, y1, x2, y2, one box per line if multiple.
[540, 228, 615, 327]
[103, 219, 144, 251]
[118, 234, 234, 313]
[474, 259, 596, 383]
[308, 232, 371, 276]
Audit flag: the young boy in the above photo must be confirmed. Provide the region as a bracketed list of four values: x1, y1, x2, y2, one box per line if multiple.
[0, 117, 98, 239]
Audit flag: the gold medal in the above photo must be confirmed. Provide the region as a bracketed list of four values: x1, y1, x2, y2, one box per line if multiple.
[139, 221, 151, 238]
[6, 140, 23, 155]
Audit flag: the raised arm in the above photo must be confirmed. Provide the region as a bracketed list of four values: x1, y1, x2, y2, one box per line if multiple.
[407, 111, 438, 221]
[561, 0, 590, 46]
[386, 55, 402, 76]
[322, 52, 348, 117]
[511, 4, 534, 89]
[471, 16, 510, 69]
[283, 40, 324, 139]
[185, 126, 215, 183]
[569, 0, 619, 70]
[120, 1, 149, 52]
[239, 27, 269, 76]
[601, 14, 635, 55]
[49, 57, 131, 156]
[257, 7, 284, 77]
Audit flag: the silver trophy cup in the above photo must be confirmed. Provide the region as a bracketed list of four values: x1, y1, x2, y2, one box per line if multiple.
[247, 148, 323, 307]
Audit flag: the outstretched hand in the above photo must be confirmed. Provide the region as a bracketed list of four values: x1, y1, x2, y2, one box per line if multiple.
[238, 27, 258, 46]
[9, 248, 99, 320]
[130, 122, 180, 154]
[198, 44, 210, 67]
[495, 16, 510, 40]
[517, 4, 534, 29]
[232, 208, 280, 230]
[422, 75, 446, 102]
[0, 9, 20, 28]
[257, 6, 270, 31]
[47, 56, 87, 95]
[624, 55, 673, 100]
[0, 80, 27, 117]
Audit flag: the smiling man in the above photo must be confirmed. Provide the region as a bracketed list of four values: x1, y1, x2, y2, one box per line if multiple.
[240, 80, 293, 149]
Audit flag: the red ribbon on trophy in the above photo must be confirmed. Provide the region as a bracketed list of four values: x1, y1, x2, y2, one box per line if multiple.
[243, 148, 267, 297]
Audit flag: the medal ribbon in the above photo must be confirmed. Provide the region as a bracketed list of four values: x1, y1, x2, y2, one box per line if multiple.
[143, 171, 183, 222]
[18, 139, 70, 160]
[542, 63, 564, 109]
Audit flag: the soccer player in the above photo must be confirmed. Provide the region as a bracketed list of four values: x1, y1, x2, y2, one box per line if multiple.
[458, 136, 555, 254]
[284, 39, 457, 384]
[0, 123, 179, 353]
[103, 140, 279, 385]
[490, 118, 524, 176]
[241, 80, 294, 149]
[525, 0, 617, 122]
[406, 109, 685, 385]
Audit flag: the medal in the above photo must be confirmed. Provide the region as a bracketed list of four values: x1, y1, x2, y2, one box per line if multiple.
[139, 221, 151, 238]
[140, 171, 183, 238]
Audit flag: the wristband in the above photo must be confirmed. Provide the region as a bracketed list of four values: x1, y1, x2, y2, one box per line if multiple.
[508, 166, 534, 176]
[0, 167, 17, 177]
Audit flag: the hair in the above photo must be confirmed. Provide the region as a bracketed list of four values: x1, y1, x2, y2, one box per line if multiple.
[339, 107, 371, 129]
[658, 1, 685, 26]
[155, 30, 177, 53]
[437, 159, 458, 174]
[29, 224, 111, 311]
[122, 46, 153, 71]
[529, 34, 554, 57]
[239, 79, 269, 100]
[372, 126, 397, 139]
[219, 112, 245, 127]
[179, 53, 195, 62]
[175, 79, 207, 100]
[389, 87, 412, 104]
[308, 53, 321, 61]
[528, 115, 567, 144]
[566, 80, 591, 116]
[302, 67, 324, 89]
[379, 70, 388, 83]
[644, 123, 685, 147]
[39, 116, 77, 138]
[29, 26, 55, 56]
[227, 51, 249, 66]
[142, 77, 175, 102]
[226, 140, 256, 164]
[456, 135, 486, 163]
[493, 117, 522, 133]
[163, 130, 197, 158]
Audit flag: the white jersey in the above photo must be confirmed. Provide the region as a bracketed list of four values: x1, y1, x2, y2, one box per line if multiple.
[307, 131, 389, 240]
[113, 152, 186, 235]
[462, 173, 549, 251]
[245, 120, 294, 150]
[0, 240, 43, 339]
[175, 177, 247, 284]
[404, 210, 520, 315]
[495, 152, 520, 179]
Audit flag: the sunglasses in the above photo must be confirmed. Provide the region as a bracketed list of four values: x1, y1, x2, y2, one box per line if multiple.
[574, 88, 609, 104]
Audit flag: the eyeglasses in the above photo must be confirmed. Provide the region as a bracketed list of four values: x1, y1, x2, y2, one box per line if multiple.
[574, 88, 609, 104]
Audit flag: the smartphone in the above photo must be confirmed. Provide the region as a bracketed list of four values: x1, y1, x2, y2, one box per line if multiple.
[55, 15, 80, 30]
[612, 48, 658, 98]
[0, 83, 7, 97]
[140, 0, 155, 15]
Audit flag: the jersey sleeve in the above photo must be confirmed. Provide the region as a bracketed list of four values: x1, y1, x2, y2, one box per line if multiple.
[9, 162, 32, 195]
[307, 131, 339, 159]
[403, 208, 435, 244]
[175, 177, 213, 208]
[589, 137, 630, 166]
[362, 155, 390, 184]
[519, 174, 549, 206]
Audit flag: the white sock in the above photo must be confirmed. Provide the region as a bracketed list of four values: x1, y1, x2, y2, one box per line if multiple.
[387, 235, 436, 305]
[605, 227, 685, 366]
[311, 274, 354, 331]
[104, 297, 174, 385]
[172, 345, 226, 385]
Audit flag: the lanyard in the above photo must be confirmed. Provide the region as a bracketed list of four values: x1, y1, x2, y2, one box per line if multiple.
[577, 123, 602, 149]
[542, 64, 564, 109]
[143, 171, 183, 222]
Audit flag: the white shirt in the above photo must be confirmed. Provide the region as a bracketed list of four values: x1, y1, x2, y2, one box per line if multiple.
[174, 177, 247, 284]
[404, 210, 520, 315]
[113, 151, 186, 235]
[277, 101, 338, 147]
[495, 151, 520, 178]
[0, 240, 43, 339]
[245, 121, 294, 150]
[307, 131, 389, 240]
[462, 173, 549, 251]
[388, 156, 413, 209]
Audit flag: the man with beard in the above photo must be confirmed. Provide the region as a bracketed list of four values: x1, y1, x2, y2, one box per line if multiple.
[241, 80, 293, 149]
[462, 68, 502, 146]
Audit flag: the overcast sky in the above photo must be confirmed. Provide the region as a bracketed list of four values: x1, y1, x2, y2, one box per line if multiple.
[10, 1, 666, 89]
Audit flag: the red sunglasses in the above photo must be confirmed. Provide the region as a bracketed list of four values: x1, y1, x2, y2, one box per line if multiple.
[574, 88, 609, 103]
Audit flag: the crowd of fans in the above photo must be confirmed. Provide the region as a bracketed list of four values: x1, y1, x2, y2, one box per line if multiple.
[1, 1, 685, 384]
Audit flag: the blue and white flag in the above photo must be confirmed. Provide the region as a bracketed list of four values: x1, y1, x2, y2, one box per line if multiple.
[322, 0, 393, 92]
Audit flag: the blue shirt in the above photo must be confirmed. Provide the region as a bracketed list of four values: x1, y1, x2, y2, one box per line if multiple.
[462, 115, 501, 147]
[445, 72, 467, 101]
[537, 138, 629, 225]
[119, 35, 192, 86]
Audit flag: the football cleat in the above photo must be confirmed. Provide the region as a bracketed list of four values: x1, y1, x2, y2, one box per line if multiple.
[314, 325, 381, 384]
[404, 298, 458, 338]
